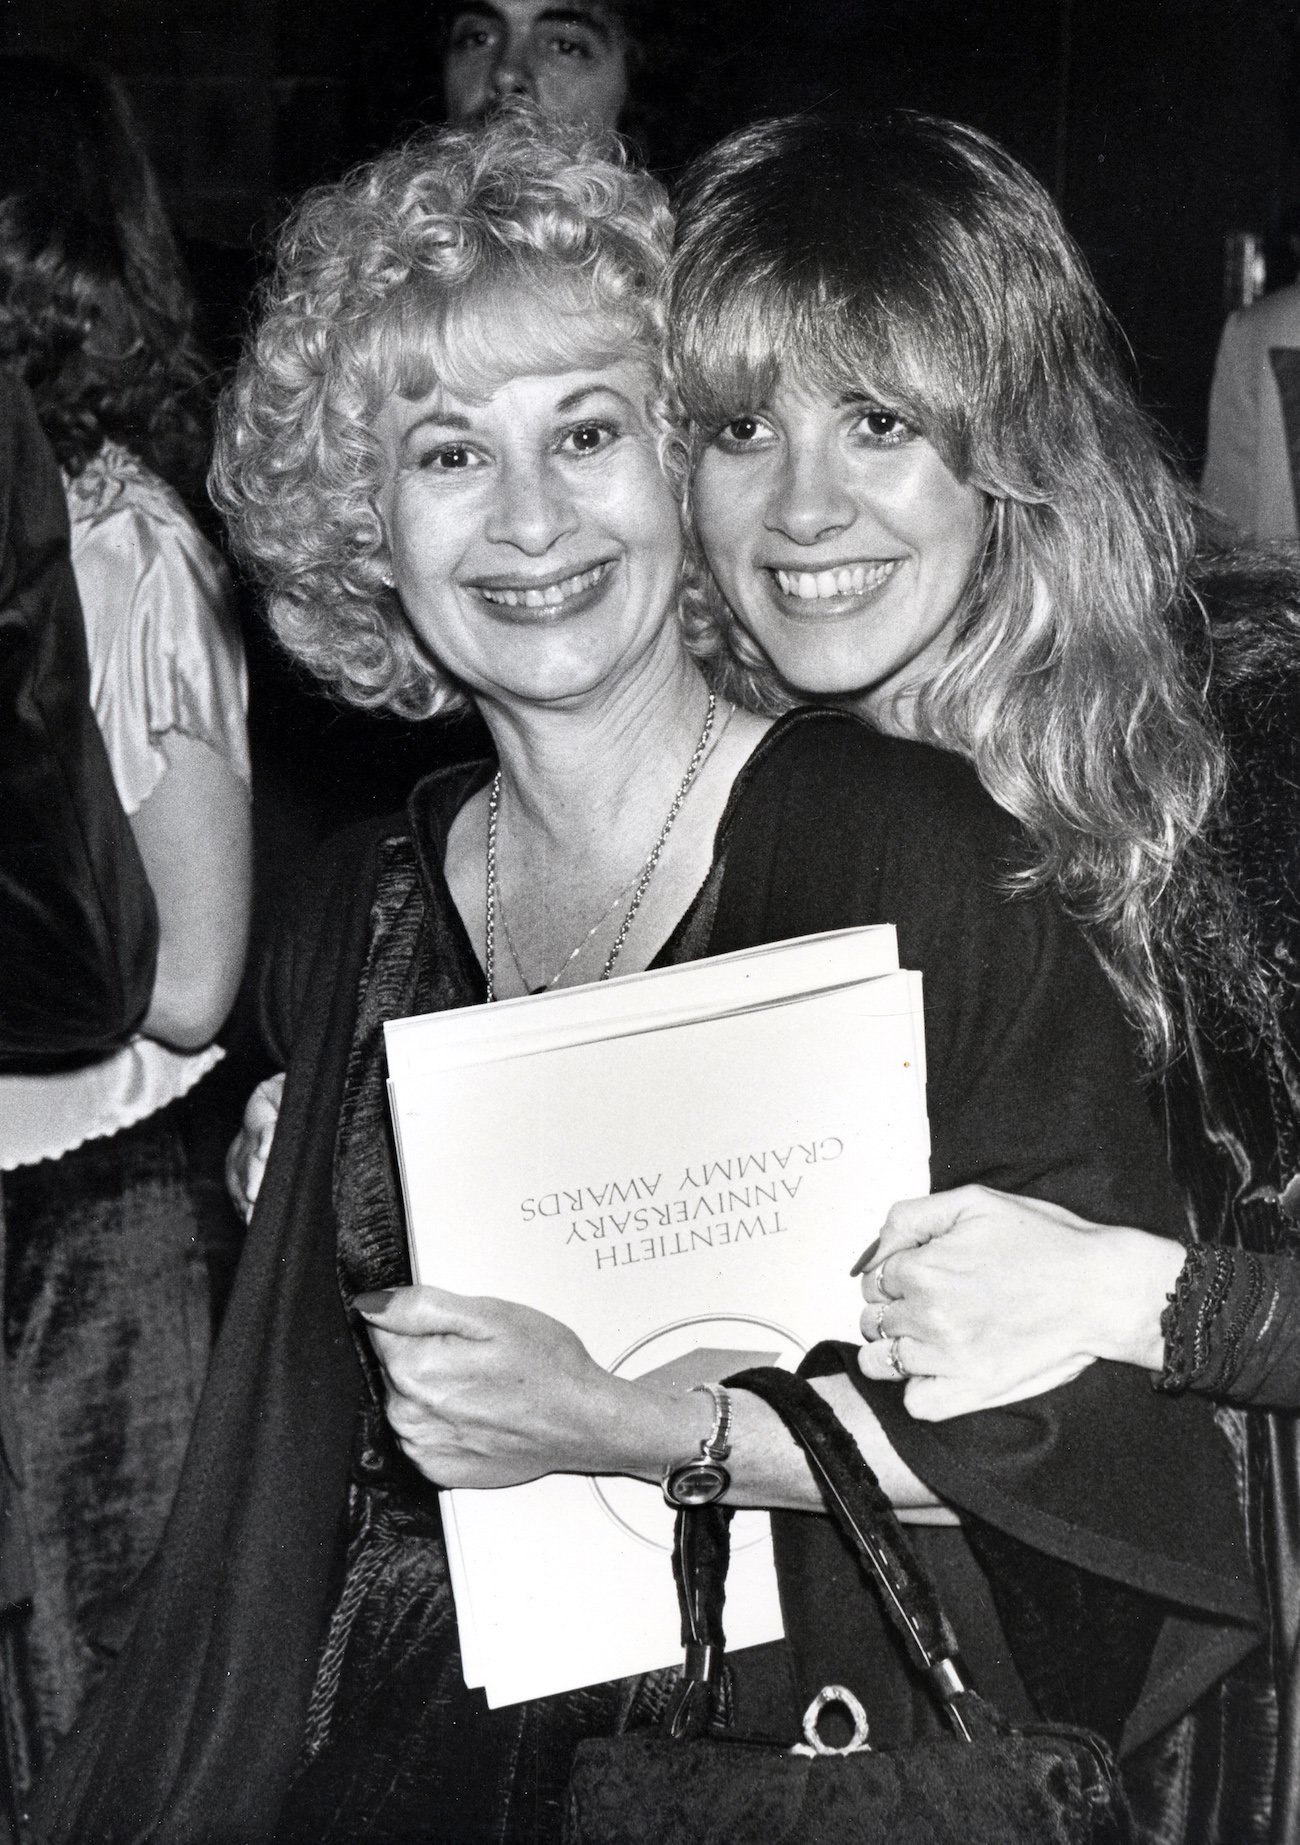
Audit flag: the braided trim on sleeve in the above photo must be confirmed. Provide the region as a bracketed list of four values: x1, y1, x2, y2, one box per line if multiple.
[1157, 1244, 1272, 1396]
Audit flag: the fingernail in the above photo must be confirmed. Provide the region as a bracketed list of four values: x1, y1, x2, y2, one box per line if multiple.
[849, 1243, 877, 1278]
[353, 1290, 396, 1316]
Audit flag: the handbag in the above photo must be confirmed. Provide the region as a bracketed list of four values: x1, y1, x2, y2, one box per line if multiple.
[565, 1365, 1133, 1845]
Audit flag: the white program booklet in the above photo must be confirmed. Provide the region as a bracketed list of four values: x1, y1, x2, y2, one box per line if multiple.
[384, 926, 930, 1707]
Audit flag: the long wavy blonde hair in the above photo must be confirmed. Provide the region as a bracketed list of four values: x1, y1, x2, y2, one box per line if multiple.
[667, 110, 1257, 1064]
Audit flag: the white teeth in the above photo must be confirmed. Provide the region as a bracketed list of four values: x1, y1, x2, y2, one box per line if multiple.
[774, 561, 899, 600]
[480, 564, 608, 608]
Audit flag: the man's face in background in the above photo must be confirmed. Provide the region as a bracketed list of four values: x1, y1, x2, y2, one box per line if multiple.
[442, 2, 629, 130]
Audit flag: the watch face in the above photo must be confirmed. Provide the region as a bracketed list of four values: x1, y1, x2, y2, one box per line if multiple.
[663, 1458, 731, 1507]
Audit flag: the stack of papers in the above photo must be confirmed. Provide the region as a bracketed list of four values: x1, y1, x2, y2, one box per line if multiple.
[385, 925, 930, 1706]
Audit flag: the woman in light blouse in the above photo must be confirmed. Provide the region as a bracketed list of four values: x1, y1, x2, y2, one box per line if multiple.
[0, 54, 250, 1794]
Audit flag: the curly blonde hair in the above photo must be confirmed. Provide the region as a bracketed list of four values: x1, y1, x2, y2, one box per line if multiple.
[668, 111, 1260, 1063]
[211, 110, 674, 718]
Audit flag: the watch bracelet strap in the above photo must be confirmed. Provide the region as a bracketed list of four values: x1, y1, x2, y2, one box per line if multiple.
[691, 1381, 732, 1460]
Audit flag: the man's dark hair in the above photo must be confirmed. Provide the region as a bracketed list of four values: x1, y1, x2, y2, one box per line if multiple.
[353, 0, 746, 171]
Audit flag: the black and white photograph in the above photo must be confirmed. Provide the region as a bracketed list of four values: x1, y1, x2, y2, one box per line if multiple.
[1, 3, 1299, 1842]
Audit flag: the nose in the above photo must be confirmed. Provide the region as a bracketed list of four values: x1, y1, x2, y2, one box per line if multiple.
[489, 34, 535, 100]
[485, 452, 577, 554]
[764, 440, 857, 547]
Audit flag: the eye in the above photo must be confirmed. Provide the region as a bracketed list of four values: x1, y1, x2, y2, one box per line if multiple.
[447, 23, 496, 53]
[558, 420, 616, 457]
[852, 406, 913, 447]
[418, 442, 481, 471]
[542, 29, 598, 60]
[711, 414, 774, 453]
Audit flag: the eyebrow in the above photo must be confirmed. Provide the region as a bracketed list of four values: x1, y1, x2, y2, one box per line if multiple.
[396, 408, 473, 452]
[397, 382, 630, 447]
[448, 5, 616, 44]
[555, 383, 630, 411]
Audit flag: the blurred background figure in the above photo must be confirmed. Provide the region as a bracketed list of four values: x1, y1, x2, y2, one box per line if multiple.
[0, 52, 250, 1816]
[440, 0, 630, 129]
[0, 370, 163, 1844]
[1199, 18, 1300, 544]
[351, 0, 744, 171]
[1202, 280, 1300, 541]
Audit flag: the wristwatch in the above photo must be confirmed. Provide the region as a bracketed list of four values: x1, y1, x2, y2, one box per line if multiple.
[661, 1383, 732, 1507]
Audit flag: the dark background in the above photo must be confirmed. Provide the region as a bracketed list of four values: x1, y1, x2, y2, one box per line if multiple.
[6, 0, 1300, 463]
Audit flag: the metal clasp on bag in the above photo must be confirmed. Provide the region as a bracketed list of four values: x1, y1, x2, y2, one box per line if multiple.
[789, 1685, 872, 1757]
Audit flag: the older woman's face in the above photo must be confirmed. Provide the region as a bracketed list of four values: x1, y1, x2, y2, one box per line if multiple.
[376, 353, 683, 707]
[692, 378, 987, 719]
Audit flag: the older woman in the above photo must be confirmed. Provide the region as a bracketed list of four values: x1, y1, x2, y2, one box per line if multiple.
[668, 109, 1298, 1843]
[32, 114, 1255, 1845]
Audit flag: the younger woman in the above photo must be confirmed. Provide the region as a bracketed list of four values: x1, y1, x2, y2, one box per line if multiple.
[669, 108, 1300, 1845]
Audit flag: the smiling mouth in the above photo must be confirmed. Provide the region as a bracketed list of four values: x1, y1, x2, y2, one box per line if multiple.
[771, 561, 903, 601]
[478, 563, 614, 610]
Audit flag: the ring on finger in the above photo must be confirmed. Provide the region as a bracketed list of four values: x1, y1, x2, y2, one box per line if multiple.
[877, 1257, 901, 1301]
[871, 1300, 888, 1339]
[887, 1337, 909, 1380]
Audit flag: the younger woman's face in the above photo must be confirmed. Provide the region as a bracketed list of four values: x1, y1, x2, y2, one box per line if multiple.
[692, 377, 988, 726]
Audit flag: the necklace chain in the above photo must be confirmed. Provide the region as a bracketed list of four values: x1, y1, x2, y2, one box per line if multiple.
[496, 863, 637, 995]
[484, 691, 718, 1003]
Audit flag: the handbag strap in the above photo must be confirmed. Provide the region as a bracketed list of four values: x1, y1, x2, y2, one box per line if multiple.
[721, 1365, 991, 1742]
[663, 1493, 732, 1739]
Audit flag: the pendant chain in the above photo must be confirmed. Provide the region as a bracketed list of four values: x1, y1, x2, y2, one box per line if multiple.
[495, 865, 635, 996]
[484, 691, 718, 1003]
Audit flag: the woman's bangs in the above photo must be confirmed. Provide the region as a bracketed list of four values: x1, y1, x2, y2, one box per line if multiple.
[673, 278, 791, 427]
[376, 271, 641, 407]
[676, 269, 961, 454]
[806, 257, 978, 429]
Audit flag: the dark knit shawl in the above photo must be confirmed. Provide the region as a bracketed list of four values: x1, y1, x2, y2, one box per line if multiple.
[1165, 548, 1300, 1844]
[1196, 547, 1300, 1005]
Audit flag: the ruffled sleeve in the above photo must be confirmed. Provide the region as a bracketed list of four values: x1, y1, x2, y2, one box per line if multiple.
[67, 447, 249, 815]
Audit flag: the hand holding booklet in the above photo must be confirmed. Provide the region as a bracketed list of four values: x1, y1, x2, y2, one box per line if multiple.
[384, 924, 930, 1707]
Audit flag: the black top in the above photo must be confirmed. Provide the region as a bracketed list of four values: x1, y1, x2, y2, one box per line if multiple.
[0, 373, 157, 1069]
[30, 709, 1257, 1845]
